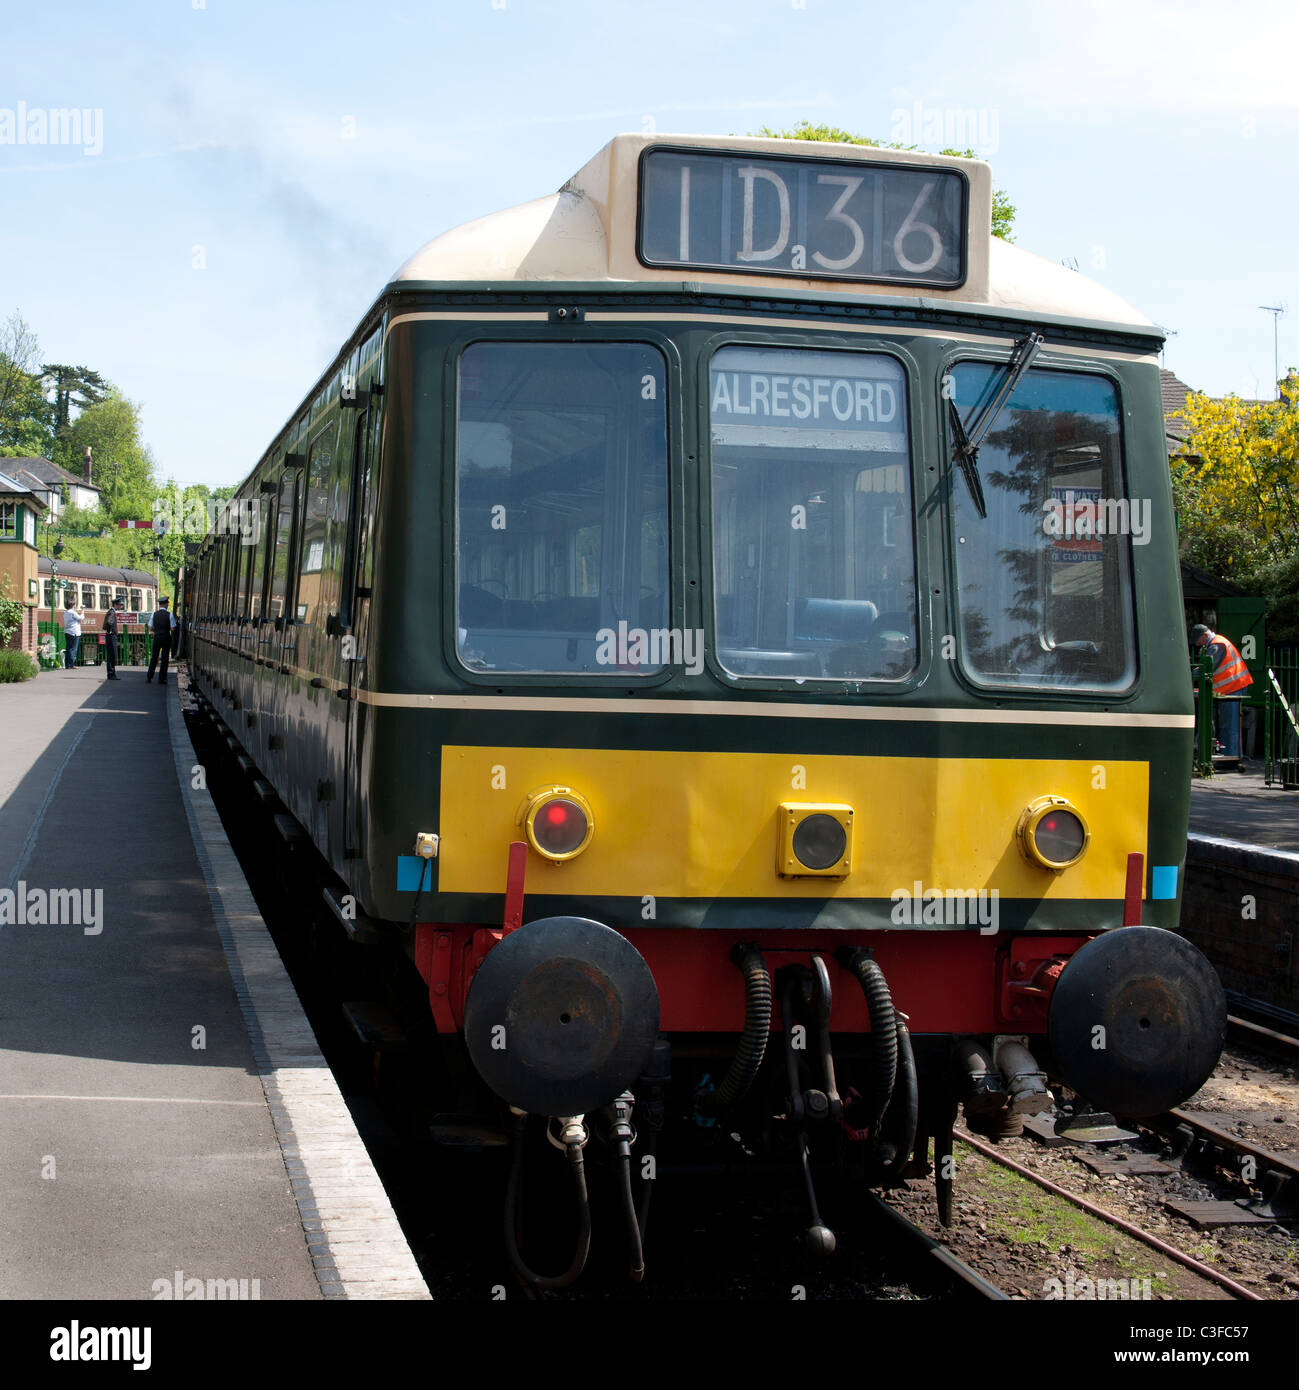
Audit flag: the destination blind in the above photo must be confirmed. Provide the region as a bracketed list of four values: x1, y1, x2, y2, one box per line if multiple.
[710, 349, 908, 453]
[640, 147, 966, 287]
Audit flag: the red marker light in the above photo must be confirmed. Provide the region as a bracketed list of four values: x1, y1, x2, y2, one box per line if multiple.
[1034, 809, 1086, 866]
[531, 795, 590, 857]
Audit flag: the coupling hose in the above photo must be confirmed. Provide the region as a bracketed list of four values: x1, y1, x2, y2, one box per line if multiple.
[835, 945, 898, 1134]
[879, 1019, 919, 1180]
[697, 944, 771, 1116]
[504, 1111, 592, 1290]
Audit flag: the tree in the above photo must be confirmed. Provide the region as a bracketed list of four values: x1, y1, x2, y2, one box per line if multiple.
[1171, 370, 1299, 578]
[755, 121, 1016, 241]
[0, 310, 53, 455]
[40, 364, 109, 468]
[64, 390, 157, 518]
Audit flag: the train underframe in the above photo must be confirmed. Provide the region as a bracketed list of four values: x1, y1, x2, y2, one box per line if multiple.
[406, 907, 1225, 1287]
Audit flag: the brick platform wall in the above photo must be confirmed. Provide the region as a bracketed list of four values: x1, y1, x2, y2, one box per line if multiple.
[3, 605, 38, 657]
[1182, 835, 1299, 1014]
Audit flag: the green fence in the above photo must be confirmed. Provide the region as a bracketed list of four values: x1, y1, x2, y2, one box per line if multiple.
[1263, 645, 1299, 787]
[1192, 649, 1214, 777]
[1188, 641, 1297, 782]
[38, 621, 155, 671]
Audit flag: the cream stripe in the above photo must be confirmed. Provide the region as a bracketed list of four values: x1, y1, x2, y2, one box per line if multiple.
[206, 659, 1189, 729]
[386, 309, 548, 343]
[352, 688, 1192, 728]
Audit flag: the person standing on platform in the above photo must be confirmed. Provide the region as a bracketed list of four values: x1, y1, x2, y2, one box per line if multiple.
[1191, 623, 1254, 757]
[147, 596, 174, 685]
[1191, 624, 1253, 695]
[103, 596, 123, 680]
[63, 597, 85, 669]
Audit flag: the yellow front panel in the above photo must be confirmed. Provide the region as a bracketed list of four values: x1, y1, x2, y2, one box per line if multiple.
[439, 746, 1147, 900]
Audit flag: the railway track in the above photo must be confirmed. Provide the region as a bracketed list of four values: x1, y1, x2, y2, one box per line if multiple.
[953, 1127, 1263, 1300]
[866, 1193, 1007, 1300]
[1227, 1012, 1299, 1066]
[1139, 1107, 1299, 1227]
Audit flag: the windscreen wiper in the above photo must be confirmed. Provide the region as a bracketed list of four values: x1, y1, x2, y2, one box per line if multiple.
[948, 331, 1044, 518]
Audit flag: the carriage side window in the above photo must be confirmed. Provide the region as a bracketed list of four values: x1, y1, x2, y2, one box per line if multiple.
[299, 426, 334, 628]
[232, 509, 250, 619]
[949, 363, 1136, 691]
[221, 537, 236, 618]
[268, 467, 304, 622]
[99, 585, 111, 609]
[709, 347, 917, 681]
[130, 588, 142, 612]
[244, 522, 258, 619]
[43, 580, 53, 607]
[455, 342, 669, 676]
[254, 479, 277, 620]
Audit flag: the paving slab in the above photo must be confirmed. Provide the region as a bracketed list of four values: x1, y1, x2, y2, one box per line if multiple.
[1188, 762, 1299, 852]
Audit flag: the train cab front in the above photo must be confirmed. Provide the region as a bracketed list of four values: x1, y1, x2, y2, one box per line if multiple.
[412, 765, 1225, 1285]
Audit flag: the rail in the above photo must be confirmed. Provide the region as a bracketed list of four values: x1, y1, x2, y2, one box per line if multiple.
[1264, 650, 1299, 786]
[38, 619, 156, 670]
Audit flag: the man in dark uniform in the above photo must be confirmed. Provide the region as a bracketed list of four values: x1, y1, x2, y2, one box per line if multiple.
[146, 596, 173, 685]
[103, 596, 123, 680]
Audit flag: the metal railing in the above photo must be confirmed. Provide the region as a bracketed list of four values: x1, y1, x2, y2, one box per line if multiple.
[1193, 649, 1215, 777]
[38, 620, 155, 671]
[1264, 645, 1299, 787]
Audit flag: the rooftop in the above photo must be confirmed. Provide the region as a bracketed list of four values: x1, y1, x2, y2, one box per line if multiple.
[1162, 369, 1197, 450]
[1, 456, 100, 493]
[390, 133, 1159, 334]
[0, 470, 49, 510]
[36, 556, 155, 585]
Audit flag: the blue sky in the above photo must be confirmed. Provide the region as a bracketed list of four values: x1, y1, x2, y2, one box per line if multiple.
[2, 0, 1296, 489]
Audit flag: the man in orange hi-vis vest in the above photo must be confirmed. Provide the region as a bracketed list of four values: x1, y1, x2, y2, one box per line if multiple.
[1191, 624, 1253, 757]
[1191, 625, 1253, 694]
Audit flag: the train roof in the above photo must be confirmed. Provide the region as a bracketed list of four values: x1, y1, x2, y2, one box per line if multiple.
[390, 133, 1158, 336]
[37, 556, 156, 585]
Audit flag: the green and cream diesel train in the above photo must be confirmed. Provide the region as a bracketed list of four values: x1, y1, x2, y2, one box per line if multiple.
[189, 134, 1224, 1279]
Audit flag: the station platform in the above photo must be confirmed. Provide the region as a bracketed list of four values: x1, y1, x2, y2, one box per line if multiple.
[0, 663, 428, 1300]
[1183, 762, 1299, 1023]
[1188, 762, 1299, 852]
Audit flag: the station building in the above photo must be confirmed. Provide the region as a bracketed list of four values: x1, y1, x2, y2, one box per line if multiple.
[0, 469, 48, 656]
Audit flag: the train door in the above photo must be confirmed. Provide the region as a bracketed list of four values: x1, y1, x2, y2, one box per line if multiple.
[341, 402, 380, 859]
[251, 462, 279, 726]
[273, 462, 306, 677]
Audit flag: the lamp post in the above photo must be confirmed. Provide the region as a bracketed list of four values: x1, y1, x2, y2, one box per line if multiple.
[44, 521, 67, 604]
[1260, 305, 1284, 400]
